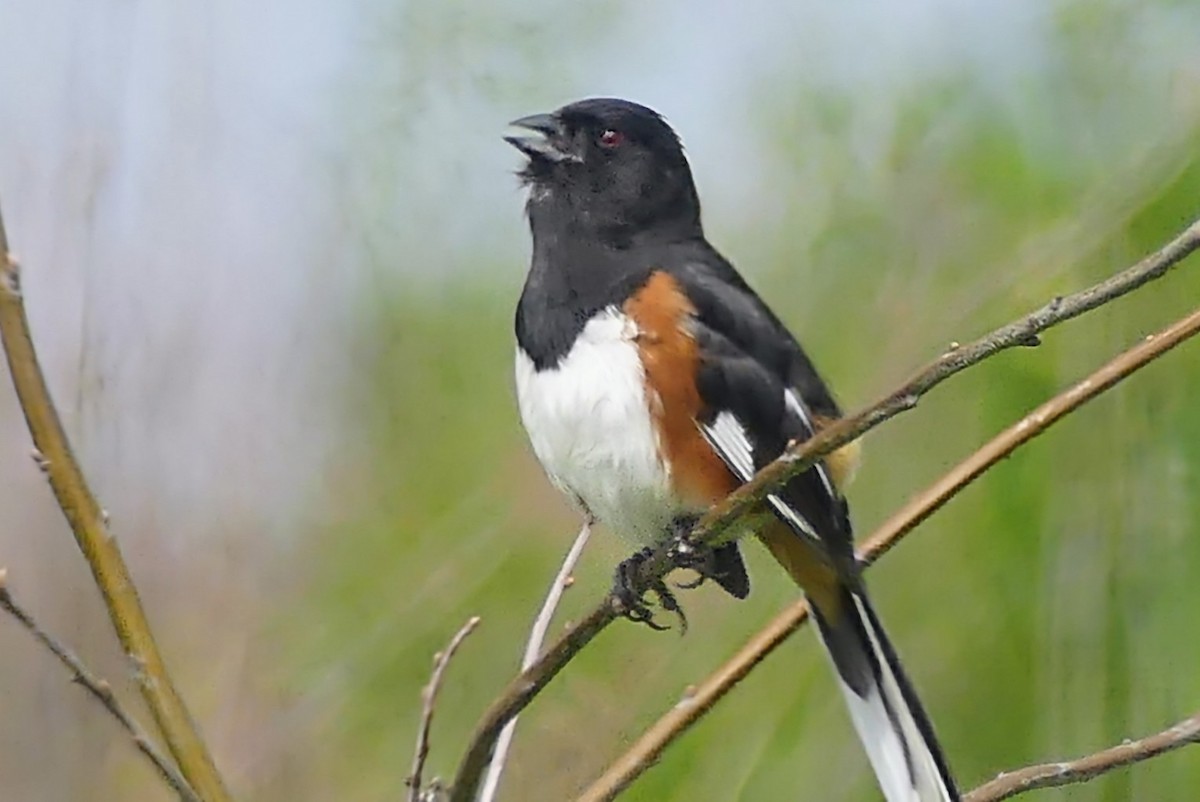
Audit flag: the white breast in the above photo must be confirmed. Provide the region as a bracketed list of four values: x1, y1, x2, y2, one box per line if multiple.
[514, 308, 679, 545]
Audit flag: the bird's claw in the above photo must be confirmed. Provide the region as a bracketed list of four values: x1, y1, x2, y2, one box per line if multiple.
[612, 547, 688, 633]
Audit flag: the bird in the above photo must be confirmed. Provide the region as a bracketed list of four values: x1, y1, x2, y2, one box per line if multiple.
[505, 97, 958, 802]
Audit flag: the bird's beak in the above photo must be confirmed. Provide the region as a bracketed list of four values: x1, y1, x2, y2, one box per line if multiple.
[504, 113, 579, 163]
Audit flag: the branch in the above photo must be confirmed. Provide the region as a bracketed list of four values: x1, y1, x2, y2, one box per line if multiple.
[0, 202, 234, 801]
[409, 616, 482, 802]
[576, 303, 1200, 801]
[965, 710, 1200, 801]
[448, 216, 1200, 802]
[690, 214, 1200, 550]
[478, 520, 593, 802]
[0, 569, 201, 802]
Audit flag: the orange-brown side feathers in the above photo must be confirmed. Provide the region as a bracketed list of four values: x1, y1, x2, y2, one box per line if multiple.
[624, 271, 738, 507]
[626, 272, 855, 620]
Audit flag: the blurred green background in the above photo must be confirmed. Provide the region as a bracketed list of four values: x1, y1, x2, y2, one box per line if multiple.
[3, 1, 1200, 800]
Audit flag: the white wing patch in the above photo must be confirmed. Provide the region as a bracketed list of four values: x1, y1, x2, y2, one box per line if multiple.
[701, 411, 755, 481]
[701, 410, 823, 545]
[784, 388, 838, 500]
[766, 494, 821, 541]
[700, 408, 825, 545]
[783, 387, 814, 427]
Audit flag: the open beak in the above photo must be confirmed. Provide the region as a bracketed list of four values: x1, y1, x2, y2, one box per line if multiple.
[504, 113, 578, 163]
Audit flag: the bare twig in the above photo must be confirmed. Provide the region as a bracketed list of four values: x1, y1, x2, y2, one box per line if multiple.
[409, 616, 483, 802]
[576, 304, 1200, 801]
[966, 710, 1200, 801]
[0, 201, 233, 801]
[478, 520, 593, 802]
[0, 569, 201, 802]
[448, 217, 1200, 802]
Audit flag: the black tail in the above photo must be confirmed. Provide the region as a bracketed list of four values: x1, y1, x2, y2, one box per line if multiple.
[699, 406, 957, 799]
[812, 583, 959, 802]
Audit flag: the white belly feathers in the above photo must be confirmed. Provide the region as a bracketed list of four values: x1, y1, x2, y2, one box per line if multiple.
[514, 308, 680, 544]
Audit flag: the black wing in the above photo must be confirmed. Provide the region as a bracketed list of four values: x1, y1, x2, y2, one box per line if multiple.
[664, 257, 855, 566]
[649, 258, 959, 802]
[671, 256, 844, 421]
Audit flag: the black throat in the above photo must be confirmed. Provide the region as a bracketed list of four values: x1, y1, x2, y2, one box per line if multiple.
[514, 188, 702, 370]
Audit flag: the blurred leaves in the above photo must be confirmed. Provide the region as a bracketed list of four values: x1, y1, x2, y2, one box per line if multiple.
[7, 1, 1200, 801]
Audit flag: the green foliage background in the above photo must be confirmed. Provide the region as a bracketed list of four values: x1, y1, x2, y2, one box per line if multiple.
[281, 2, 1200, 800]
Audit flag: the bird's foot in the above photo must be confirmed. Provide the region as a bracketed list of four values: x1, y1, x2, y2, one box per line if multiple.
[612, 547, 687, 633]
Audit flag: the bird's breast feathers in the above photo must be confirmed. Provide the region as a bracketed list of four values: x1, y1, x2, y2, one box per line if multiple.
[515, 307, 684, 544]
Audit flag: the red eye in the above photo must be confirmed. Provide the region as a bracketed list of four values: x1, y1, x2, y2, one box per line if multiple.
[599, 129, 624, 148]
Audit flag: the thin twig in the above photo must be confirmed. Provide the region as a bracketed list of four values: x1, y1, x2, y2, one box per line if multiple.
[965, 710, 1200, 801]
[478, 519, 593, 802]
[576, 305, 1200, 801]
[0, 201, 234, 801]
[447, 216, 1200, 802]
[0, 569, 201, 802]
[409, 616, 483, 802]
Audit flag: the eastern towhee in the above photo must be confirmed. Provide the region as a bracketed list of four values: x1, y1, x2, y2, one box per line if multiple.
[506, 98, 958, 802]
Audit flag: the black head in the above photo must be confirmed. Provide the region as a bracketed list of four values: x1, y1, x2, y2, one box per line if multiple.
[505, 98, 702, 243]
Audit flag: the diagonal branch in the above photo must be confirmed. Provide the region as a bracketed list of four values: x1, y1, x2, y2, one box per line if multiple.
[965, 709, 1200, 801]
[0, 569, 201, 802]
[576, 303, 1200, 800]
[0, 201, 234, 801]
[690, 215, 1200, 550]
[447, 217, 1200, 802]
